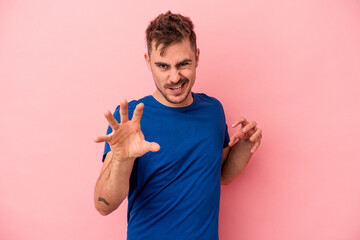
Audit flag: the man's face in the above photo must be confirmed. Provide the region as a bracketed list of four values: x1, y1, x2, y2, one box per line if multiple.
[145, 39, 199, 108]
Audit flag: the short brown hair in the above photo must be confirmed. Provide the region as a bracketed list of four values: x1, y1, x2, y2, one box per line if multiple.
[145, 11, 197, 56]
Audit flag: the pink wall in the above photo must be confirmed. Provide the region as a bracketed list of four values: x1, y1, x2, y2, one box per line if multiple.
[1, 0, 360, 239]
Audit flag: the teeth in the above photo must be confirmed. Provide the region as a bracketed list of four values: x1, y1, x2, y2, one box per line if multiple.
[171, 84, 183, 90]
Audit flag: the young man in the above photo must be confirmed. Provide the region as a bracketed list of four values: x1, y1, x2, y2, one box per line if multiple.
[94, 11, 262, 240]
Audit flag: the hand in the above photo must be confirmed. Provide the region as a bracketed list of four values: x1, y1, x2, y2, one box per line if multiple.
[228, 117, 262, 153]
[94, 99, 160, 161]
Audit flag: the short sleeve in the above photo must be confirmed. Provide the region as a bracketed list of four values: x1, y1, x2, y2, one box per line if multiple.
[102, 105, 121, 162]
[223, 124, 230, 148]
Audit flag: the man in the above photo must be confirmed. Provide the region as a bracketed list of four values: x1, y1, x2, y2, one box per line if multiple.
[94, 11, 262, 240]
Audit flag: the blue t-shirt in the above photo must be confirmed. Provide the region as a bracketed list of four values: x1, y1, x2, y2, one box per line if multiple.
[103, 93, 230, 240]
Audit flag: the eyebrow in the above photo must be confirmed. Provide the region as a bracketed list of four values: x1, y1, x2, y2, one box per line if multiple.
[176, 59, 192, 68]
[154, 62, 169, 66]
[154, 59, 192, 68]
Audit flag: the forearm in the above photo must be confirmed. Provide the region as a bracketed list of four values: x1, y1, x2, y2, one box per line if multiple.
[94, 152, 135, 215]
[221, 139, 253, 185]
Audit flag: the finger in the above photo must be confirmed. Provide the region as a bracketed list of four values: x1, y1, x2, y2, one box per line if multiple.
[249, 129, 262, 142]
[132, 103, 144, 123]
[147, 142, 160, 152]
[232, 117, 247, 128]
[242, 121, 257, 133]
[229, 137, 240, 147]
[120, 99, 129, 123]
[228, 134, 242, 147]
[104, 110, 119, 131]
[228, 137, 236, 147]
[232, 129, 245, 140]
[251, 140, 261, 153]
[94, 134, 111, 143]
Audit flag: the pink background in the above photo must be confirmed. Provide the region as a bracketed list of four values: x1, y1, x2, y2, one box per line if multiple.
[1, 0, 360, 239]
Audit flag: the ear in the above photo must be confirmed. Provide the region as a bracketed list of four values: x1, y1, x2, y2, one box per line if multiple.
[144, 53, 152, 71]
[195, 48, 200, 68]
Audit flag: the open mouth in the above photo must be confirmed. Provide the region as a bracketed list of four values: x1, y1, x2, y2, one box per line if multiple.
[169, 82, 186, 91]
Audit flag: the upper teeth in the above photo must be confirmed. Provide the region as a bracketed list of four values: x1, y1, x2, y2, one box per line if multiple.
[173, 85, 182, 90]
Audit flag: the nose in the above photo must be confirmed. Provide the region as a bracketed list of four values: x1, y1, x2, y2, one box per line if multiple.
[168, 68, 181, 84]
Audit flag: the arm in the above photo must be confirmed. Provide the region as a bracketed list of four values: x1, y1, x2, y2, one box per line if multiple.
[93, 100, 160, 215]
[94, 151, 135, 215]
[221, 117, 262, 185]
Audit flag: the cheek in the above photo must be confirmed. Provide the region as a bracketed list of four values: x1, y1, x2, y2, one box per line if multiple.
[180, 68, 196, 79]
[152, 72, 167, 84]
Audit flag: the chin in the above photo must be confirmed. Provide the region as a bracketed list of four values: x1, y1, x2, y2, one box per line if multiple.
[166, 90, 192, 105]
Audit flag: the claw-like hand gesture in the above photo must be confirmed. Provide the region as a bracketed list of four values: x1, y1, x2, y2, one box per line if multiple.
[228, 117, 262, 154]
[94, 99, 160, 161]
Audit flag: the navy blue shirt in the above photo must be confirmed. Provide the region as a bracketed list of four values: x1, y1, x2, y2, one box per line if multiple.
[103, 93, 229, 240]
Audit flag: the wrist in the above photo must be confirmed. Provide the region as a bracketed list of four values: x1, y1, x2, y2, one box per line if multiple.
[112, 152, 135, 163]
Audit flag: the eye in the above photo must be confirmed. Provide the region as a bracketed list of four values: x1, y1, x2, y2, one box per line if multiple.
[158, 64, 168, 70]
[178, 62, 190, 69]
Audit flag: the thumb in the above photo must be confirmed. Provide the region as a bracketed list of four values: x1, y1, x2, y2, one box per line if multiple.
[228, 136, 239, 147]
[148, 142, 160, 152]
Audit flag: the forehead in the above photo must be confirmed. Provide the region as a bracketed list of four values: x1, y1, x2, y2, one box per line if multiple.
[150, 39, 195, 63]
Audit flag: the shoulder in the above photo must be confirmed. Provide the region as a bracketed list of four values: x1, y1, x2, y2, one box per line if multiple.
[128, 95, 153, 108]
[193, 93, 224, 108]
[113, 95, 154, 113]
[112, 95, 151, 119]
